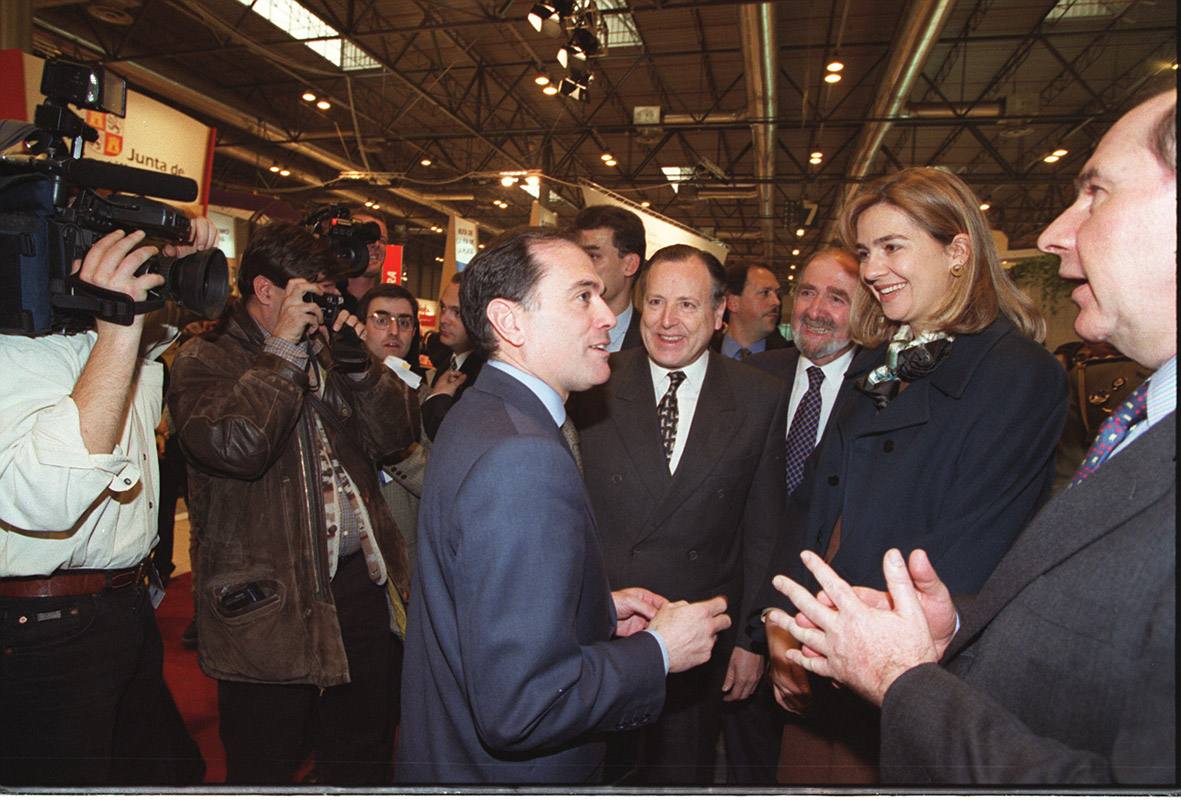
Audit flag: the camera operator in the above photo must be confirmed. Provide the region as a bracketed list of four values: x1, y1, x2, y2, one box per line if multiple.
[0, 221, 215, 787]
[167, 221, 417, 786]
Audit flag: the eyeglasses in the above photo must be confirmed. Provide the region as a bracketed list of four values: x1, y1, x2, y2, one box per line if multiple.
[368, 311, 415, 331]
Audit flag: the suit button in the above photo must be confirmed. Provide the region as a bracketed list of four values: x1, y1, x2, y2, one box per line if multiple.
[883, 439, 894, 453]
[717, 489, 726, 499]
[687, 550, 699, 561]
[827, 475, 839, 486]
[631, 548, 639, 558]
[611, 474, 623, 483]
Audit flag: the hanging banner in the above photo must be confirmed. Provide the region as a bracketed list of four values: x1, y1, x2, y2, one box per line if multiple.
[580, 181, 729, 264]
[380, 244, 405, 285]
[530, 201, 559, 228]
[0, 50, 215, 217]
[442, 215, 478, 289]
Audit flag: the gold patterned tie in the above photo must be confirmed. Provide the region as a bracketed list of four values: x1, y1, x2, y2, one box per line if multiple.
[559, 417, 583, 476]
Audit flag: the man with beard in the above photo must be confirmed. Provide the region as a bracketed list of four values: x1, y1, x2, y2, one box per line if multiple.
[723, 247, 861, 784]
[714, 262, 788, 359]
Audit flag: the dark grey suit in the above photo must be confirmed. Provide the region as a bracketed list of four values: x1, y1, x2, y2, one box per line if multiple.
[571, 348, 788, 783]
[880, 413, 1175, 785]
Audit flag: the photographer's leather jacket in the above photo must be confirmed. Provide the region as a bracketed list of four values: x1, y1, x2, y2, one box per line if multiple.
[168, 300, 417, 687]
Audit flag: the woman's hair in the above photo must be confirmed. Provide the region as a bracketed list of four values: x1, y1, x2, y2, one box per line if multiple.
[359, 282, 424, 376]
[837, 166, 1045, 347]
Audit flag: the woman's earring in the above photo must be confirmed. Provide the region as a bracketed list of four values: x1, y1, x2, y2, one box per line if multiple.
[950, 262, 965, 278]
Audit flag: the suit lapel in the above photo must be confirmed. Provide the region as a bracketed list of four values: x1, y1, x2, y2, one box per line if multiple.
[948, 413, 1176, 658]
[609, 351, 673, 505]
[642, 353, 738, 538]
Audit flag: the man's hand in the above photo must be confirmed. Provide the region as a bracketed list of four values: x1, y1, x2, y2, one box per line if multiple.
[75, 229, 162, 335]
[272, 278, 325, 344]
[721, 645, 764, 701]
[162, 215, 218, 259]
[797, 549, 957, 662]
[328, 309, 371, 373]
[647, 595, 730, 674]
[431, 369, 467, 397]
[765, 549, 942, 706]
[612, 587, 668, 637]
[765, 617, 811, 715]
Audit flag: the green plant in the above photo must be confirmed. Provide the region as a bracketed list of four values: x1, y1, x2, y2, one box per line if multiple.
[1007, 254, 1072, 314]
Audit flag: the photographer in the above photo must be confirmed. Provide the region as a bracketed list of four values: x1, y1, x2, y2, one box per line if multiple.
[167, 221, 417, 786]
[0, 222, 215, 787]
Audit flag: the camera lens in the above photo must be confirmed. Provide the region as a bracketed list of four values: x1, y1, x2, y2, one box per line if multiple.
[145, 249, 229, 319]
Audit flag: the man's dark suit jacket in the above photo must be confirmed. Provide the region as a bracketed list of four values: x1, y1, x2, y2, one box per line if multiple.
[397, 366, 666, 784]
[420, 351, 486, 440]
[618, 305, 643, 351]
[709, 326, 791, 355]
[572, 348, 788, 653]
[755, 316, 1068, 613]
[881, 413, 1175, 785]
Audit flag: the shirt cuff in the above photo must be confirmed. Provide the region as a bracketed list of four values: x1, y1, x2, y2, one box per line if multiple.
[645, 629, 671, 674]
[264, 335, 309, 369]
[31, 396, 139, 492]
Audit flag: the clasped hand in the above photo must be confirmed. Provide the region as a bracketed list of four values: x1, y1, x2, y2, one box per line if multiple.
[764, 548, 957, 707]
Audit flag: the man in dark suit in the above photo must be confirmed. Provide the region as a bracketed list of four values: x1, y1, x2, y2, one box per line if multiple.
[397, 227, 731, 785]
[766, 89, 1176, 785]
[572, 244, 788, 784]
[723, 247, 862, 784]
[574, 205, 646, 352]
[713, 261, 789, 358]
[421, 272, 485, 439]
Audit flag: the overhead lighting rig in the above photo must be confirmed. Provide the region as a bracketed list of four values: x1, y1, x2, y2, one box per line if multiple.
[528, 0, 575, 35]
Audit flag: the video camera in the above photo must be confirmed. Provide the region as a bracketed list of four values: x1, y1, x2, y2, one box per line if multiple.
[303, 204, 382, 279]
[0, 58, 229, 335]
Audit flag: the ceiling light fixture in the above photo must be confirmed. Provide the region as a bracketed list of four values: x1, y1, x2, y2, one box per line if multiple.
[795, 227, 806, 237]
[363, 200, 374, 208]
[269, 164, 281, 173]
[979, 202, 991, 211]
[557, 27, 600, 69]
[789, 264, 797, 270]
[791, 248, 800, 256]
[524, 174, 540, 187]
[371, 203, 380, 210]
[315, 99, 331, 110]
[640, 201, 650, 208]
[1043, 154, 1060, 164]
[534, 74, 550, 86]
[600, 153, 613, 161]
[278, 168, 291, 177]
[604, 158, 617, 167]
[826, 58, 844, 73]
[501, 175, 518, 187]
[809, 156, 822, 165]
[301, 91, 316, 102]
[542, 84, 559, 95]
[810, 151, 823, 159]
[823, 72, 842, 84]
[420, 157, 432, 166]
[1051, 148, 1068, 157]
[527, 1, 574, 35]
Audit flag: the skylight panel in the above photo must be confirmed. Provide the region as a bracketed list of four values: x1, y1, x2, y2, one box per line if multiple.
[235, 0, 378, 71]
[595, 0, 643, 49]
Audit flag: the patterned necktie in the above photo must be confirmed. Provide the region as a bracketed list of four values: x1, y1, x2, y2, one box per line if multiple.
[657, 370, 687, 464]
[559, 417, 583, 476]
[449, 355, 459, 373]
[736, 347, 753, 361]
[785, 366, 825, 494]
[1070, 380, 1149, 487]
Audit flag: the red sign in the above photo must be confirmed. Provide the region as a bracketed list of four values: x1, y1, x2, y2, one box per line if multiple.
[379, 244, 404, 285]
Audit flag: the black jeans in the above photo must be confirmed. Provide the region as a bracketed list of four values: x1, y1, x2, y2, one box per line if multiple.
[217, 551, 402, 786]
[0, 582, 203, 786]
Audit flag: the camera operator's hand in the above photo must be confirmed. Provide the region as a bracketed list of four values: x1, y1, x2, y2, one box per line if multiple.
[329, 310, 371, 374]
[74, 229, 162, 332]
[272, 279, 324, 344]
[162, 215, 218, 259]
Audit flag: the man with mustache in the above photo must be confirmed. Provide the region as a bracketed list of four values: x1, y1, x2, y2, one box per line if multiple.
[715, 261, 788, 360]
[724, 247, 862, 783]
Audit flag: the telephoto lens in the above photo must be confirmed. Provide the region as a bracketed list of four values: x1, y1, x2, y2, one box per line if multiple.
[139, 248, 230, 320]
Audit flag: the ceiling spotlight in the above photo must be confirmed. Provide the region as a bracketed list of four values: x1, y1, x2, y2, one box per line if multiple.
[826, 58, 844, 73]
[315, 99, 331, 110]
[1043, 154, 1060, 164]
[534, 74, 550, 86]
[810, 151, 823, 159]
[420, 157, 432, 166]
[823, 72, 842, 84]
[640, 201, 650, 208]
[557, 72, 589, 101]
[795, 227, 806, 237]
[601, 153, 613, 161]
[524, 174, 540, 187]
[604, 158, 617, 167]
[371, 203, 380, 210]
[479, 244, 486, 250]
[435, 257, 443, 263]
[1173, 63, 1179, 70]
[542, 84, 559, 95]
[789, 264, 797, 270]
[557, 27, 600, 68]
[278, 168, 291, 177]
[528, 1, 573, 35]
[809, 156, 822, 165]
[269, 164, 281, 173]
[787, 274, 795, 281]
[301, 90, 316, 102]
[501, 175, 518, 187]
[791, 248, 800, 256]
[1051, 148, 1068, 157]
[363, 200, 374, 208]
[979, 202, 991, 211]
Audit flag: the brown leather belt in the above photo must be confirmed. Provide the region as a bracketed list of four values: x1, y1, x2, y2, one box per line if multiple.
[0, 561, 148, 599]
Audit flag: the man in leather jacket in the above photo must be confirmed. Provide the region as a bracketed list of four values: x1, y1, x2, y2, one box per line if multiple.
[168, 222, 417, 786]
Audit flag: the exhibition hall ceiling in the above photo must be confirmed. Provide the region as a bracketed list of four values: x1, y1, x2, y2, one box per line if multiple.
[29, 0, 1178, 267]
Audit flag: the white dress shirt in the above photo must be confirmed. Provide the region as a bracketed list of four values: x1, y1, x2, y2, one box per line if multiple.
[0, 330, 170, 575]
[785, 348, 856, 445]
[648, 350, 710, 474]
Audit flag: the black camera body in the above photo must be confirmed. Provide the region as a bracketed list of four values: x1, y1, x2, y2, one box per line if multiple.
[303, 205, 381, 278]
[0, 58, 229, 334]
[303, 290, 345, 326]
